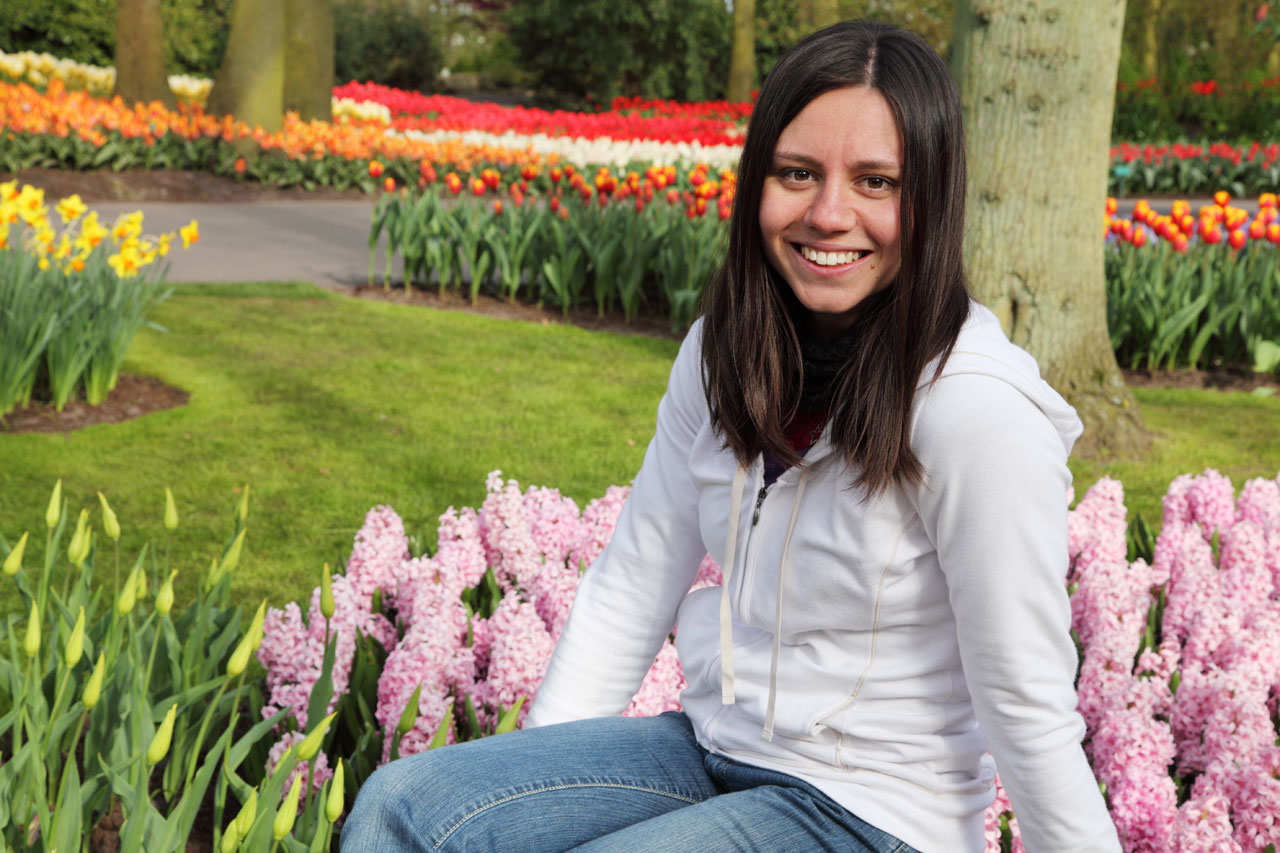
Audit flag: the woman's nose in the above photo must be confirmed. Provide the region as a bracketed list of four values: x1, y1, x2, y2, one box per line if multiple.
[803, 182, 858, 233]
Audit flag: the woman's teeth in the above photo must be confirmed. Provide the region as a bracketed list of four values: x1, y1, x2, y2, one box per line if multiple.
[800, 246, 866, 266]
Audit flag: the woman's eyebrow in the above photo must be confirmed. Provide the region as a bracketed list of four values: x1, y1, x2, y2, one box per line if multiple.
[771, 151, 901, 173]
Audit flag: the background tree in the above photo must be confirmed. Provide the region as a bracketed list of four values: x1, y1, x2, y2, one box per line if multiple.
[114, 0, 176, 106]
[207, 0, 335, 130]
[729, 0, 756, 102]
[950, 0, 1148, 458]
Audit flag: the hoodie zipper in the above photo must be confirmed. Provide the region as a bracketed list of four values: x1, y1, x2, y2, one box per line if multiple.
[750, 485, 768, 526]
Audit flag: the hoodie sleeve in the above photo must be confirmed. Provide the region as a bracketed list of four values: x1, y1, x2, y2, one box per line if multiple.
[525, 322, 709, 727]
[910, 373, 1121, 853]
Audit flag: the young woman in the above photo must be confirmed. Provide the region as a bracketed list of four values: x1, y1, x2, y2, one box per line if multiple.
[342, 21, 1121, 853]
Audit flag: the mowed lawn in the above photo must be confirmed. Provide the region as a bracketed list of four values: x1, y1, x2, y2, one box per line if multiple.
[1, 281, 1277, 612]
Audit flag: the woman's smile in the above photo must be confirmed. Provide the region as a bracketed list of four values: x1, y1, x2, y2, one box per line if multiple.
[759, 85, 903, 336]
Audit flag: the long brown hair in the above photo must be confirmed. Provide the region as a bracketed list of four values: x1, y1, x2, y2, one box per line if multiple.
[700, 20, 971, 496]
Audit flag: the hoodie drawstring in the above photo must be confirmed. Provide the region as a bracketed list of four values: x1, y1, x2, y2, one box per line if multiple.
[762, 467, 808, 741]
[719, 466, 747, 705]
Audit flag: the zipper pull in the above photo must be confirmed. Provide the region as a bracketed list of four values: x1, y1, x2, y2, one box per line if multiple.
[751, 485, 768, 526]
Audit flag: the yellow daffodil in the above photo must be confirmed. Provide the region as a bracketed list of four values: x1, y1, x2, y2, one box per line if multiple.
[111, 210, 142, 243]
[78, 211, 107, 248]
[0, 179, 17, 202]
[157, 232, 172, 257]
[179, 219, 199, 249]
[55, 193, 86, 223]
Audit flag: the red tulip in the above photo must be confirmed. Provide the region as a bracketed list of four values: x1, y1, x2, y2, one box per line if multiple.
[1228, 228, 1247, 249]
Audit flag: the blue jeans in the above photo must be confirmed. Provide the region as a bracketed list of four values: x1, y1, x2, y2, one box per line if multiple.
[341, 712, 915, 852]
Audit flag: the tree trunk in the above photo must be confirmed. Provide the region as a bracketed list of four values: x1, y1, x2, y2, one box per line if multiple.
[951, 0, 1148, 459]
[1140, 0, 1160, 80]
[729, 0, 756, 102]
[114, 0, 176, 108]
[284, 0, 335, 121]
[207, 0, 286, 132]
[811, 0, 839, 29]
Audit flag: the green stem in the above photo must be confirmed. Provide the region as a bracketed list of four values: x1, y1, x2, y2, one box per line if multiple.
[38, 526, 53, 614]
[41, 664, 73, 783]
[183, 676, 230, 789]
[210, 671, 247, 849]
[52, 713, 88, 821]
[142, 614, 163, 700]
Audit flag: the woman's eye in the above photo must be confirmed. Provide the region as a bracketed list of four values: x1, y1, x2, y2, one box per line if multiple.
[781, 168, 813, 182]
[865, 176, 890, 190]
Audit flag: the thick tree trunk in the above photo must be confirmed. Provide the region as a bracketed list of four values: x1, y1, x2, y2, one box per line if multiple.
[207, 0, 286, 132]
[729, 0, 756, 102]
[951, 0, 1148, 459]
[284, 0, 334, 121]
[114, 0, 176, 108]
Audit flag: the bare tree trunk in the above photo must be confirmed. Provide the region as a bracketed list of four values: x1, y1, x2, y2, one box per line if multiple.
[114, 0, 176, 108]
[207, 0, 286, 132]
[812, 0, 839, 29]
[1140, 0, 1160, 79]
[951, 0, 1148, 459]
[284, 0, 334, 121]
[729, 0, 756, 102]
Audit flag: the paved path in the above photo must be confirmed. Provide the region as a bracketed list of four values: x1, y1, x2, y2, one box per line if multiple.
[92, 199, 383, 290]
[88, 196, 1252, 291]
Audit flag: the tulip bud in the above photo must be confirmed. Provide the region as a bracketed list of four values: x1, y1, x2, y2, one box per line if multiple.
[221, 529, 246, 575]
[219, 820, 238, 853]
[320, 563, 334, 620]
[46, 479, 62, 529]
[74, 528, 93, 568]
[83, 651, 105, 708]
[117, 568, 139, 615]
[98, 492, 121, 542]
[325, 759, 345, 823]
[23, 602, 40, 659]
[156, 570, 177, 616]
[147, 702, 178, 764]
[67, 508, 88, 563]
[3, 532, 28, 576]
[204, 556, 223, 593]
[235, 788, 258, 838]
[65, 606, 86, 667]
[247, 599, 266, 650]
[135, 566, 148, 600]
[226, 632, 252, 678]
[297, 712, 336, 761]
[273, 775, 302, 840]
[164, 487, 179, 531]
[237, 483, 250, 524]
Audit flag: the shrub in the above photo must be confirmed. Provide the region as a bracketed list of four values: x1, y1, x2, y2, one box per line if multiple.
[333, 0, 443, 92]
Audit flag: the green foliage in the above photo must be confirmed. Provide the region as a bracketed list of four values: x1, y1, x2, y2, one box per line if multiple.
[1106, 239, 1280, 373]
[0, 0, 115, 67]
[333, 0, 443, 91]
[0, 0, 230, 77]
[372, 188, 726, 331]
[504, 0, 731, 106]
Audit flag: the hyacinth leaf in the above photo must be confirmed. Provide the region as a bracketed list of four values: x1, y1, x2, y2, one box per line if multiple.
[226, 706, 293, 774]
[427, 702, 454, 750]
[396, 684, 423, 737]
[494, 697, 525, 736]
[305, 630, 338, 735]
[464, 692, 483, 742]
[49, 755, 83, 853]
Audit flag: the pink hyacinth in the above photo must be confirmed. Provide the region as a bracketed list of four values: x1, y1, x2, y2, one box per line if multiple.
[344, 505, 411, 611]
[624, 639, 686, 717]
[567, 484, 631, 572]
[474, 590, 555, 728]
[1171, 794, 1242, 852]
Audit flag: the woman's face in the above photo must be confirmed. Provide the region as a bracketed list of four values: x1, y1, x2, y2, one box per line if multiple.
[759, 85, 903, 337]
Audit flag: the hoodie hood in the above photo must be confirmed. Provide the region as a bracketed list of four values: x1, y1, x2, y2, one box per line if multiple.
[925, 301, 1083, 456]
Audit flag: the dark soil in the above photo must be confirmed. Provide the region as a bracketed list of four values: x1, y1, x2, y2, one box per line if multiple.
[1, 167, 1273, 436]
[2, 166, 370, 203]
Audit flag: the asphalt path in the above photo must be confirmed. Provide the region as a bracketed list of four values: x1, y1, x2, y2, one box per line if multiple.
[88, 196, 1251, 291]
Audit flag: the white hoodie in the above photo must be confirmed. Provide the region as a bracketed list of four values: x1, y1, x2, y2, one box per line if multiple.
[527, 302, 1121, 853]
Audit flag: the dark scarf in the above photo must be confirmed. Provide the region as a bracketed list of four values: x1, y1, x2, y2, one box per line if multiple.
[797, 326, 858, 411]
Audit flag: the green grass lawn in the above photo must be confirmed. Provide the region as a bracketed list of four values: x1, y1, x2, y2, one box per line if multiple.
[2, 282, 1277, 613]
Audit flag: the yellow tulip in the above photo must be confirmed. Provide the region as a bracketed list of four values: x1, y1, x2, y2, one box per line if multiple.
[23, 602, 40, 659]
[226, 633, 252, 678]
[237, 484, 250, 524]
[163, 487, 179, 531]
[66, 508, 89, 562]
[320, 563, 334, 620]
[97, 492, 121, 542]
[296, 712, 336, 762]
[235, 788, 258, 838]
[247, 599, 266, 650]
[156, 570, 177, 616]
[117, 568, 138, 615]
[272, 775, 302, 840]
[135, 566, 148, 600]
[219, 820, 238, 853]
[326, 759, 345, 823]
[83, 652, 105, 708]
[46, 478, 62, 529]
[3, 531, 28, 576]
[146, 702, 178, 764]
[65, 606, 85, 667]
[221, 528, 246, 574]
